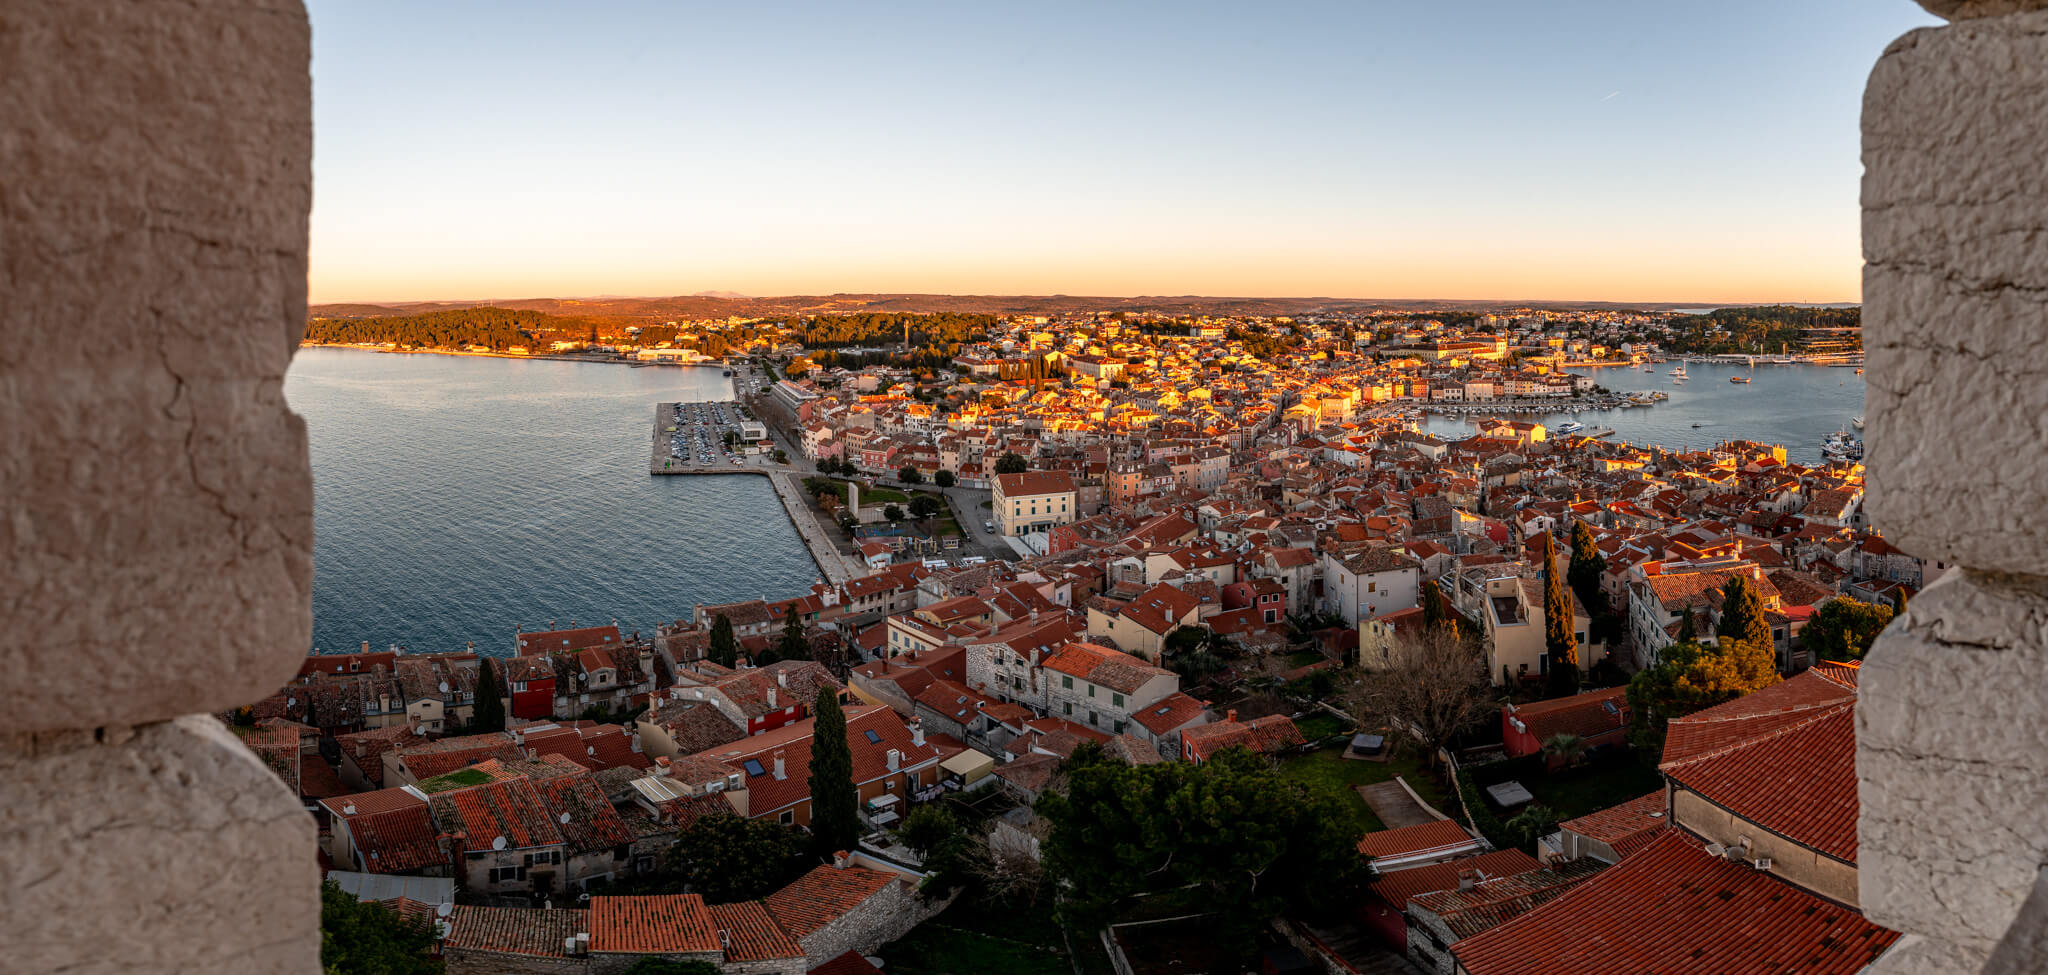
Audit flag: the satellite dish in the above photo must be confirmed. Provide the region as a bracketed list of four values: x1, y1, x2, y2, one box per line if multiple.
[439, 681, 450, 693]
[287, 697, 296, 707]
[492, 836, 507, 851]
[436, 903, 453, 918]
[559, 812, 572, 824]
[586, 745, 597, 756]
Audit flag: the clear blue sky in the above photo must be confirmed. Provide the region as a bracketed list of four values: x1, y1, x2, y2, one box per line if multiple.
[306, 0, 1938, 304]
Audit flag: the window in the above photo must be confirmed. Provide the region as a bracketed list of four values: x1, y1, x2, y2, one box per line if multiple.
[779, 810, 794, 826]
[1367, 581, 1376, 593]
[864, 729, 883, 744]
[742, 759, 765, 777]
[1088, 711, 1098, 726]
[1063, 702, 1072, 715]
[1112, 693, 1124, 708]
[1061, 675, 1073, 690]
[885, 780, 894, 791]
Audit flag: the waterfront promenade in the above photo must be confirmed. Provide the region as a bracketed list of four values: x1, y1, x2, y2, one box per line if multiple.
[646, 402, 854, 586]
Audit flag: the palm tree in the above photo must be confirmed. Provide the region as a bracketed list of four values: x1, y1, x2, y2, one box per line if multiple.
[1542, 732, 1587, 770]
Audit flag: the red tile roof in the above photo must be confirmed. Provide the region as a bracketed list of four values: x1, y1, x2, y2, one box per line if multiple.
[1367, 849, 1543, 910]
[516, 625, 623, 654]
[811, 950, 887, 975]
[695, 705, 941, 819]
[587, 894, 721, 954]
[1660, 671, 1860, 861]
[343, 804, 445, 873]
[1504, 687, 1628, 742]
[1180, 714, 1306, 762]
[762, 864, 899, 939]
[430, 778, 564, 852]
[1557, 791, 1667, 856]
[443, 906, 585, 958]
[1452, 831, 1898, 975]
[1409, 858, 1607, 939]
[1356, 820, 1482, 862]
[1131, 691, 1209, 735]
[706, 901, 805, 962]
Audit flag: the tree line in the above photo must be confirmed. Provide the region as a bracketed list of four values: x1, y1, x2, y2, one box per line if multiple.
[1662, 305, 1861, 355]
[305, 307, 599, 351]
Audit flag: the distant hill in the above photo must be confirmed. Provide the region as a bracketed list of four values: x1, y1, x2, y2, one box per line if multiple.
[309, 293, 1857, 321]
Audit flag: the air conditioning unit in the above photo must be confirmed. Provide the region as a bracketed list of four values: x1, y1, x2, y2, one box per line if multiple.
[1752, 857, 1773, 871]
[1704, 843, 1726, 857]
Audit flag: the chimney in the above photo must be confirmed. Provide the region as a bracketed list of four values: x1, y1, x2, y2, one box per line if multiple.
[575, 933, 589, 954]
[1226, 709, 1238, 723]
[887, 748, 901, 771]
[654, 756, 672, 776]
[911, 721, 926, 748]
[777, 670, 789, 688]
[832, 850, 850, 870]
[1458, 870, 1479, 891]
[342, 802, 356, 816]
[361, 640, 369, 654]
[772, 750, 786, 780]
[466, 641, 474, 653]
[766, 687, 778, 709]
[630, 730, 642, 753]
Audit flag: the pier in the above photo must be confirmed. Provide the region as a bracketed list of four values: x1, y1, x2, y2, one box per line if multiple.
[647, 402, 855, 586]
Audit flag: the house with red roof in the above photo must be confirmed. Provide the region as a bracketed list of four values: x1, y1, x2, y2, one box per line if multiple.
[1500, 687, 1628, 765]
[1178, 710, 1305, 764]
[691, 704, 942, 829]
[320, 786, 444, 877]
[1539, 790, 1669, 865]
[1447, 664, 1903, 975]
[428, 776, 568, 896]
[1361, 848, 1542, 951]
[1356, 820, 1488, 872]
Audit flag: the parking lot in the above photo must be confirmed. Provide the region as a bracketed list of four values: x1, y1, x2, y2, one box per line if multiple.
[660, 398, 762, 469]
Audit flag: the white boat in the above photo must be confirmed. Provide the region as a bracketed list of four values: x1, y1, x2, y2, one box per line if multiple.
[1851, 416, 1865, 430]
[1554, 421, 1585, 435]
[1671, 365, 1689, 381]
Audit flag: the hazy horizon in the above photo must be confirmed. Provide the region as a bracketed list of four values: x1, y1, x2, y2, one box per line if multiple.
[306, 0, 1937, 306]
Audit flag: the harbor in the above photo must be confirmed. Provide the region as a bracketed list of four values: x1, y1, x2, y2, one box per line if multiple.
[647, 402, 856, 585]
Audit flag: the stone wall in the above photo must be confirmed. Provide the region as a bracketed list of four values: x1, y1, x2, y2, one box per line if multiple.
[798, 878, 947, 966]
[0, 1, 319, 972]
[1859, 4, 2048, 973]
[445, 947, 590, 975]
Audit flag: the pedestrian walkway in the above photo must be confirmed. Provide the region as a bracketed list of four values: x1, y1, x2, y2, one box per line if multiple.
[1359, 779, 1441, 830]
[766, 470, 855, 586]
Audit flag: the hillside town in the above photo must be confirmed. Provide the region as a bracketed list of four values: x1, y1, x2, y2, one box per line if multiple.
[255, 310, 1924, 974]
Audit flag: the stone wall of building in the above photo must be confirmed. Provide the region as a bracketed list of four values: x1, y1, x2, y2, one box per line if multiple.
[0, 0, 320, 972]
[445, 948, 590, 975]
[1860, 3, 2048, 973]
[798, 878, 947, 966]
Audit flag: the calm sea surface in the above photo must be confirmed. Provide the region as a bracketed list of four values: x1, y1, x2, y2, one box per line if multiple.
[1418, 360, 1867, 466]
[287, 348, 819, 656]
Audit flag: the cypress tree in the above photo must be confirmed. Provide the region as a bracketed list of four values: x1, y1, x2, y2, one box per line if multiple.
[1717, 575, 1772, 653]
[1677, 605, 1697, 642]
[1566, 521, 1607, 613]
[708, 614, 738, 668]
[775, 605, 811, 661]
[472, 657, 505, 733]
[1542, 532, 1581, 698]
[807, 689, 860, 859]
[1891, 588, 1908, 618]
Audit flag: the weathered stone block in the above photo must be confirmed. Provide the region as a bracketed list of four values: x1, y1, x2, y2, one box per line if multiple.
[1917, 0, 2048, 20]
[0, 0, 315, 732]
[1862, 10, 2048, 577]
[0, 715, 319, 974]
[1860, 570, 2048, 969]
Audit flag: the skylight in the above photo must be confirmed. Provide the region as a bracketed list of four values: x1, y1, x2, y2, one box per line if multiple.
[742, 759, 764, 776]
[863, 729, 883, 744]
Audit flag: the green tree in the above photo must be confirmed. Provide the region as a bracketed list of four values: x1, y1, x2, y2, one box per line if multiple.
[808, 689, 861, 859]
[774, 605, 811, 662]
[319, 880, 439, 975]
[933, 469, 956, 488]
[1676, 605, 1697, 642]
[1541, 733, 1587, 769]
[883, 503, 904, 523]
[472, 657, 505, 733]
[1892, 587, 1908, 617]
[898, 465, 924, 484]
[1566, 521, 1610, 617]
[908, 494, 943, 520]
[708, 614, 738, 669]
[1716, 575, 1773, 654]
[1627, 636, 1783, 754]
[994, 452, 1028, 475]
[1801, 597, 1895, 661]
[663, 812, 808, 904]
[1040, 748, 1363, 958]
[1504, 804, 1560, 850]
[1542, 533, 1581, 698]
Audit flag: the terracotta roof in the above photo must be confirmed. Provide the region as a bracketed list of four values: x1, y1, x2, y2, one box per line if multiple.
[811, 950, 887, 975]
[342, 803, 445, 873]
[762, 864, 899, 939]
[1131, 692, 1209, 735]
[1410, 859, 1607, 939]
[1367, 849, 1543, 910]
[529, 772, 637, 853]
[707, 901, 805, 962]
[1659, 671, 1849, 768]
[1180, 714, 1306, 762]
[1451, 831, 1898, 975]
[516, 625, 623, 654]
[429, 777, 564, 851]
[1356, 819, 1482, 862]
[1557, 791, 1668, 856]
[443, 906, 585, 958]
[695, 705, 941, 818]
[587, 894, 721, 954]
[1505, 687, 1628, 743]
[1661, 675, 1860, 861]
[1040, 641, 1172, 694]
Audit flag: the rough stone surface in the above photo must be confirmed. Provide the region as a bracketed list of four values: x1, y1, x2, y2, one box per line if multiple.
[1917, 0, 2048, 20]
[0, 0, 315, 731]
[0, 715, 320, 973]
[1985, 867, 2048, 975]
[1862, 10, 2048, 577]
[1860, 570, 2048, 972]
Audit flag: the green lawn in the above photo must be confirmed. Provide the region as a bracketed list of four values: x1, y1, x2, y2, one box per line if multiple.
[418, 767, 492, 793]
[1275, 745, 1452, 839]
[1285, 649, 1327, 667]
[884, 897, 1072, 975]
[1515, 757, 1665, 821]
[1294, 711, 1349, 742]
